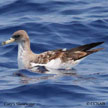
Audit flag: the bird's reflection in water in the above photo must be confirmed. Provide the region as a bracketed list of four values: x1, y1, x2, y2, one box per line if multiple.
[14, 66, 78, 84]
[14, 66, 97, 84]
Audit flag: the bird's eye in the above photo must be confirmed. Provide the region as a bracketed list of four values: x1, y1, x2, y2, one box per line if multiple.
[12, 35, 20, 39]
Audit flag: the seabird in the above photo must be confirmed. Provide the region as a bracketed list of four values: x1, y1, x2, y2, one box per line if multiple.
[2, 30, 104, 70]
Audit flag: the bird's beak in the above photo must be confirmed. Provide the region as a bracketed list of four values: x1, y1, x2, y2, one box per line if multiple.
[2, 38, 15, 46]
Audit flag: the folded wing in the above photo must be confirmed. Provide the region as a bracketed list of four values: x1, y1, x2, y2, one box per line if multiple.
[35, 42, 104, 64]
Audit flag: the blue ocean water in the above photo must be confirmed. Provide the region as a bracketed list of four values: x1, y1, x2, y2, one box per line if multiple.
[0, 0, 108, 108]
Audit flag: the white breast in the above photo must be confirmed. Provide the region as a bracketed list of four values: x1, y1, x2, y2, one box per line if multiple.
[18, 43, 26, 69]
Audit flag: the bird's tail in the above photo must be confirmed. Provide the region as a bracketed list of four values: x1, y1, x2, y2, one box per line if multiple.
[73, 48, 104, 60]
[69, 41, 104, 52]
[86, 48, 104, 55]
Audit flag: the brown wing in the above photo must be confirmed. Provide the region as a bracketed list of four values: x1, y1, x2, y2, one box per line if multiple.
[34, 49, 64, 64]
[34, 42, 104, 64]
[62, 41, 104, 61]
[62, 48, 103, 62]
[69, 42, 104, 52]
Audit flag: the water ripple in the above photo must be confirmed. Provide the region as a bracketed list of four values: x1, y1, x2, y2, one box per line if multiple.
[0, 0, 108, 108]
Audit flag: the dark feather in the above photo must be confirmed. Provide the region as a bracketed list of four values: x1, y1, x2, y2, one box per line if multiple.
[68, 41, 104, 52]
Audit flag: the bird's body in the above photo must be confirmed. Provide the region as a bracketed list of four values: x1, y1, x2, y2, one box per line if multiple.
[18, 43, 83, 70]
[2, 30, 104, 71]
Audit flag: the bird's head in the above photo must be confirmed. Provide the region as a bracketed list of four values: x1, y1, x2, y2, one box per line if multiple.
[2, 30, 29, 45]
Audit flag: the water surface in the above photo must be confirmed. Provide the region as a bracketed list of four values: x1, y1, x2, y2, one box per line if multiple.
[0, 0, 108, 108]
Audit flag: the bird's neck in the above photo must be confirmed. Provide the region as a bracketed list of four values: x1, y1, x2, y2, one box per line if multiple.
[18, 40, 31, 52]
[18, 40, 32, 69]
